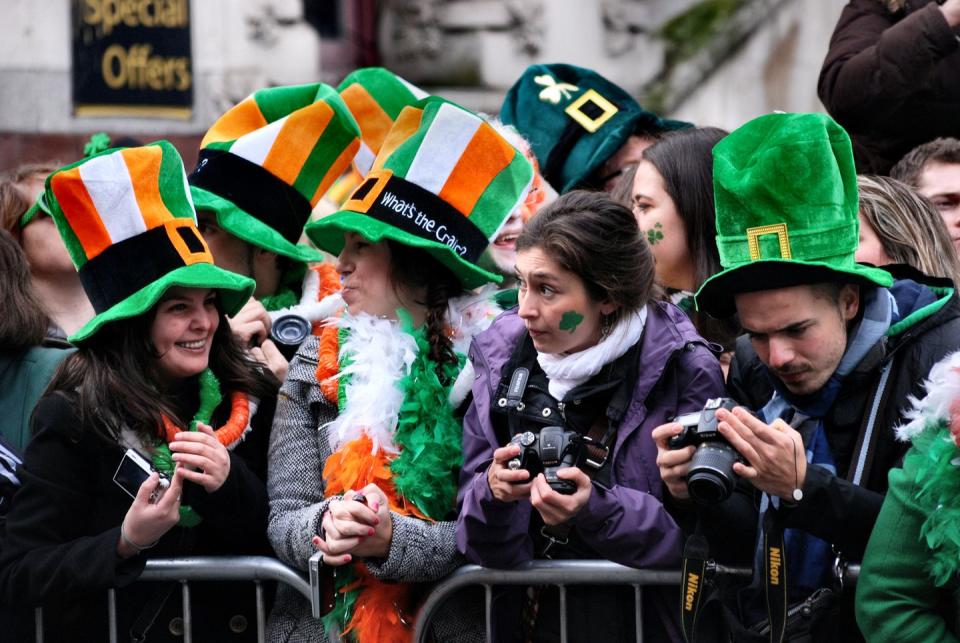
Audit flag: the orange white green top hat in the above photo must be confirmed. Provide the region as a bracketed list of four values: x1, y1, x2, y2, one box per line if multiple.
[337, 67, 428, 177]
[45, 141, 254, 343]
[188, 83, 361, 263]
[305, 96, 534, 289]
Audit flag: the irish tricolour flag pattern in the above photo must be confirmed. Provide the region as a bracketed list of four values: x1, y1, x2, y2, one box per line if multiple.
[200, 83, 360, 206]
[376, 100, 533, 241]
[338, 67, 428, 177]
[50, 142, 199, 269]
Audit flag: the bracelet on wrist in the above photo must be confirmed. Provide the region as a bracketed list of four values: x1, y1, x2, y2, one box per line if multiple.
[120, 522, 159, 553]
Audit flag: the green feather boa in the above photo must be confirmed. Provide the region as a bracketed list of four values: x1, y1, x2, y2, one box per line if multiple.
[908, 422, 960, 587]
[320, 316, 464, 638]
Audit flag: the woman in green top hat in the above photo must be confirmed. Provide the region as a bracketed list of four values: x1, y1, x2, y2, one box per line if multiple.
[266, 96, 533, 643]
[0, 141, 279, 642]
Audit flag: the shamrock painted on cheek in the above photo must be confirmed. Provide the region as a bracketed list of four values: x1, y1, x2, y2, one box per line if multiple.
[559, 310, 584, 334]
[647, 222, 664, 246]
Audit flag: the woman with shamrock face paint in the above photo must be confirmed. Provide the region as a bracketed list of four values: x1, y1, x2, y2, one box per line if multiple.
[633, 127, 741, 376]
[456, 190, 726, 642]
[0, 143, 279, 642]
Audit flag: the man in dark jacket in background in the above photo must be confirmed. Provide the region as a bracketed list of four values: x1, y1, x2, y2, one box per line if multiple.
[818, 0, 960, 174]
[653, 112, 960, 642]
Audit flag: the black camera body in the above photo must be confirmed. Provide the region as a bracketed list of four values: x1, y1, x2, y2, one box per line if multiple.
[508, 426, 584, 495]
[668, 397, 745, 504]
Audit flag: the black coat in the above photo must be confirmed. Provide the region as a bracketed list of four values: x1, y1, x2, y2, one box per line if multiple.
[0, 389, 275, 643]
[818, 0, 960, 174]
[698, 271, 960, 642]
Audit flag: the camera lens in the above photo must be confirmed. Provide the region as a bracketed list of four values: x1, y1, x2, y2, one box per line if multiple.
[687, 442, 739, 504]
[270, 314, 311, 360]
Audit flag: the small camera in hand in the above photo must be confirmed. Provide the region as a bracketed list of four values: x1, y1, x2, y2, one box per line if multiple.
[668, 397, 746, 505]
[507, 426, 584, 495]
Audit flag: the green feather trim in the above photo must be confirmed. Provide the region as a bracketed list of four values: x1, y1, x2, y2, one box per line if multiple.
[149, 368, 223, 527]
[320, 565, 359, 639]
[260, 263, 307, 312]
[260, 286, 298, 312]
[390, 320, 463, 520]
[908, 419, 960, 586]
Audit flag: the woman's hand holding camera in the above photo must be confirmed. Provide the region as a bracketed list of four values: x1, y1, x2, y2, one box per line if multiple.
[652, 422, 695, 501]
[487, 444, 534, 502]
[118, 468, 185, 559]
[530, 468, 591, 526]
[312, 485, 393, 566]
[169, 423, 231, 493]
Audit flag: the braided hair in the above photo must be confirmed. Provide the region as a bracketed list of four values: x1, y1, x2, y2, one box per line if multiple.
[386, 241, 465, 382]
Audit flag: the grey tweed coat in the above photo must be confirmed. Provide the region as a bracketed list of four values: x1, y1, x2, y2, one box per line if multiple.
[265, 335, 482, 643]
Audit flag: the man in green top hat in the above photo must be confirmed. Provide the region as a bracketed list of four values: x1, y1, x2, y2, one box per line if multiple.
[501, 63, 690, 193]
[188, 82, 362, 379]
[651, 112, 960, 642]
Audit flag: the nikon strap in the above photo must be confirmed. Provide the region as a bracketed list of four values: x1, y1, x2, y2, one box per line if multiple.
[680, 533, 710, 642]
[762, 509, 788, 643]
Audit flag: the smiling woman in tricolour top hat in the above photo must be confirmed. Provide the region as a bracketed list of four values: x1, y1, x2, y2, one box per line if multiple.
[0, 141, 280, 642]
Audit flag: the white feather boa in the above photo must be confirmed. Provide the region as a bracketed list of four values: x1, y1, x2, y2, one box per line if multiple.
[896, 350, 960, 442]
[323, 287, 503, 454]
[268, 267, 345, 325]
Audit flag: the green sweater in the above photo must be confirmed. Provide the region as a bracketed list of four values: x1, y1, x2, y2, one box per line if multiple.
[0, 346, 71, 451]
[856, 444, 960, 642]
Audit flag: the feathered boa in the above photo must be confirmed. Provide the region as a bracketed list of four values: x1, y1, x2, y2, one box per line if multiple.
[894, 350, 960, 586]
[315, 288, 501, 643]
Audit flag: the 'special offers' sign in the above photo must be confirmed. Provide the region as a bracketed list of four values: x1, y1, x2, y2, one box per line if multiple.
[72, 0, 193, 118]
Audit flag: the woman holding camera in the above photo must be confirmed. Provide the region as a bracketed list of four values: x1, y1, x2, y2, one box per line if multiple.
[456, 190, 726, 642]
[265, 98, 533, 642]
[0, 142, 278, 641]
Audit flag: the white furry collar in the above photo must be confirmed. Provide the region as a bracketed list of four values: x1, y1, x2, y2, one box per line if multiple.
[323, 290, 502, 454]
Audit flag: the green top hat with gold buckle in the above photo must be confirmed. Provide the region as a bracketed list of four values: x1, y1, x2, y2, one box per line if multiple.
[500, 63, 689, 194]
[45, 141, 254, 343]
[695, 112, 893, 318]
[189, 83, 361, 264]
[305, 96, 533, 290]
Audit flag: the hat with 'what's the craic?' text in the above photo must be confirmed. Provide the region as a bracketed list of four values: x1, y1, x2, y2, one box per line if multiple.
[305, 97, 534, 289]
[189, 83, 361, 263]
[46, 141, 254, 343]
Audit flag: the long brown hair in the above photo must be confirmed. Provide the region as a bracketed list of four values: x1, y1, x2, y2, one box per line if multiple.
[47, 298, 278, 444]
[0, 229, 49, 350]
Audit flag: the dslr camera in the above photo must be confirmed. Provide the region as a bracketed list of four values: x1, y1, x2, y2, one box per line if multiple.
[668, 397, 745, 504]
[508, 426, 586, 495]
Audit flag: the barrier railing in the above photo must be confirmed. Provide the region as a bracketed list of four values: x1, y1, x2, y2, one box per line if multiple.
[30, 556, 860, 643]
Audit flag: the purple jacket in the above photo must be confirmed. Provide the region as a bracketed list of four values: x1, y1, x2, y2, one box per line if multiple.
[456, 301, 725, 569]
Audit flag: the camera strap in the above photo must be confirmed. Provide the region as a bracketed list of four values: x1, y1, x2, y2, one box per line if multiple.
[680, 532, 710, 642]
[762, 509, 788, 643]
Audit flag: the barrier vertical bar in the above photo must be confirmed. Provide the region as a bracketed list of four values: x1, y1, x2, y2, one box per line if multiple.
[34, 607, 43, 643]
[558, 584, 567, 643]
[485, 584, 494, 642]
[256, 581, 266, 643]
[634, 584, 643, 643]
[181, 581, 193, 643]
[107, 588, 118, 643]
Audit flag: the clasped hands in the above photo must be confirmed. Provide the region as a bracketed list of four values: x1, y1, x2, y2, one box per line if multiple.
[487, 443, 592, 526]
[312, 484, 393, 566]
[652, 406, 807, 502]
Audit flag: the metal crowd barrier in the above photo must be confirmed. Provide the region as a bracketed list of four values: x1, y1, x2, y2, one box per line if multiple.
[30, 555, 860, 643]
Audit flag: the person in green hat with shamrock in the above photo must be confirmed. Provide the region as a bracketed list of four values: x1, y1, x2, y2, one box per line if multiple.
[189, 82, 363, 381]
[650, 112, 960, 642]
[501, 63, 691, 194]
[0, 141, 280, 641]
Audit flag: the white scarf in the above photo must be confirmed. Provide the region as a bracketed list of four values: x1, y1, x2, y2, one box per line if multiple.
[537, 307, 647, 400]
